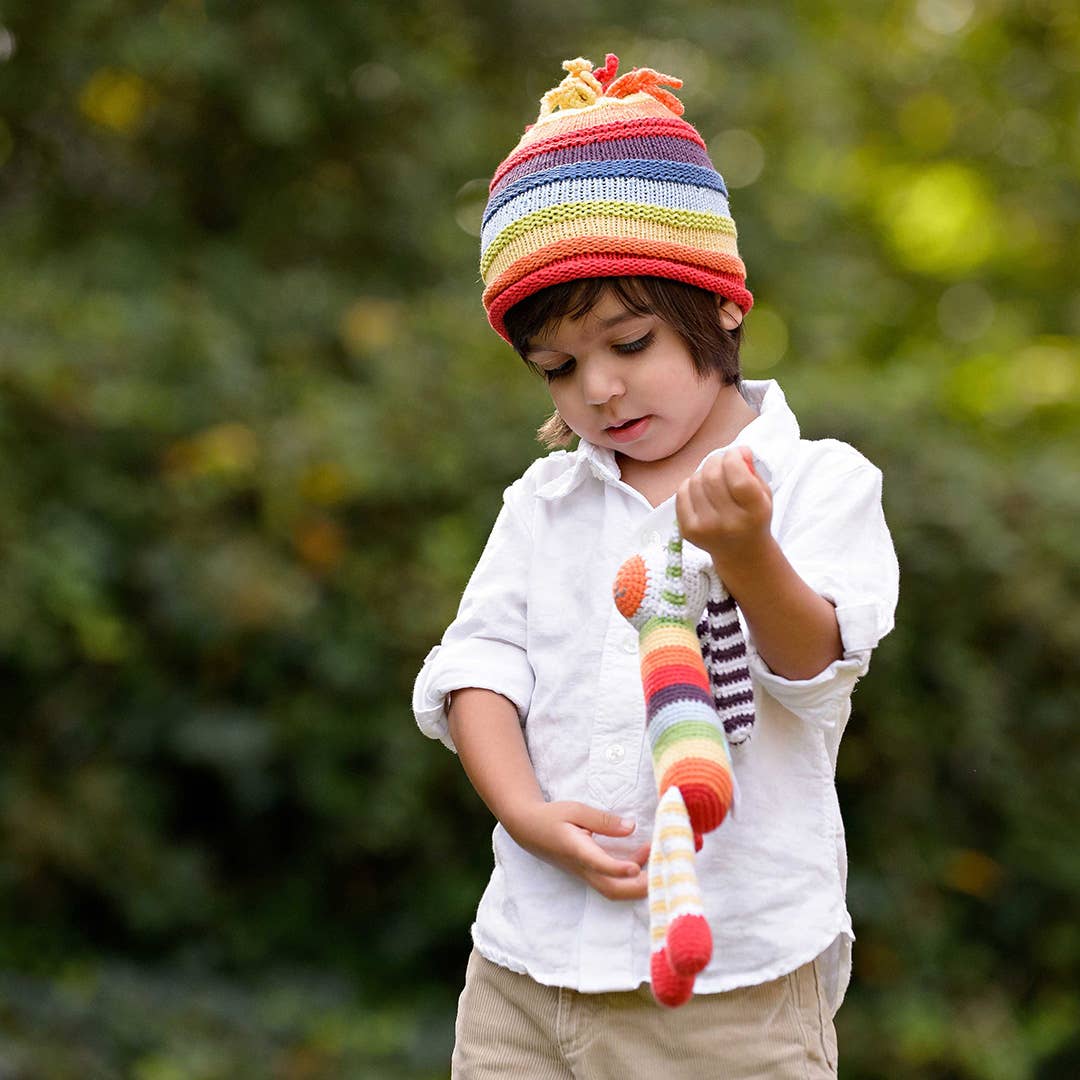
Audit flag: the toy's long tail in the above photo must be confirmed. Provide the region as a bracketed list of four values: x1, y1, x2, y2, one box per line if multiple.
[649, 786, 711, 1008]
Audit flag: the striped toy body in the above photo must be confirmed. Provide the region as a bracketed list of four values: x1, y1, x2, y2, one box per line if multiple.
[640, 613, 735, 842]
[613, 528, 753, 1007]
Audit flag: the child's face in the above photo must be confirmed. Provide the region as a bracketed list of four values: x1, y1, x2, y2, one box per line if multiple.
[524, 288, 729, 466]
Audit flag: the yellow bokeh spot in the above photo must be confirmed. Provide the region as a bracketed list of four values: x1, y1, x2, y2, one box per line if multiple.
[340, 297, 401, 354]
[943, 336, 1079, 422]
[1014, 338, 1079, 407]
[78, 68, 154, 135]
[164, 422, 259, 480]
[880, 163, 998, 275]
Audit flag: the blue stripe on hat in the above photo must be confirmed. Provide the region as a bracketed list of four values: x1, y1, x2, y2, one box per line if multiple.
[482, 159, 730, 228]
[481, 175, 732, 252]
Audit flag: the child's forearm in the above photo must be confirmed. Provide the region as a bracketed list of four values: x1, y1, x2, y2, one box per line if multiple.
[447, 688, 545, 830]
[447, 687, 648, 898]
[708, 535, 843, 681]
[677, 448, 843, 682]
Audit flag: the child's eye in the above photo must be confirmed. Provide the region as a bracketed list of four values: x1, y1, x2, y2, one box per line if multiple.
[613, 331, 655, 355]
[542, 358, 575, 380]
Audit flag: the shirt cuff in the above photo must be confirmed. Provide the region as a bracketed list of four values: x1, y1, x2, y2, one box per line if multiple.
[412, 639, 535, 752]
[747, 649, 869, 728]
[834, 599, 895, 656]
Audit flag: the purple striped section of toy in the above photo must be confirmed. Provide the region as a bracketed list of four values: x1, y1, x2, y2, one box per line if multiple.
[697, 594, 754, 744]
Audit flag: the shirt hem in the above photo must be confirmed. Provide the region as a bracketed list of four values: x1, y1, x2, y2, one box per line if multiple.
[469, 918, 854, 998]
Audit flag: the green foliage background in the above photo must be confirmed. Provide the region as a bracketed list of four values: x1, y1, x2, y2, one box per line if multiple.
[0, 1, 1078, 1076]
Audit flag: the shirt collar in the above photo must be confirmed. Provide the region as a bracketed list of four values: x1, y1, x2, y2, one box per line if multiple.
[703, 379, 801, 491]
[533, 439, 621, 500]
[535, 379, 801, 501]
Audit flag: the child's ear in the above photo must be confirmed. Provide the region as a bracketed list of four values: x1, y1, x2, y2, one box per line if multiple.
[717, 298, 744, 331]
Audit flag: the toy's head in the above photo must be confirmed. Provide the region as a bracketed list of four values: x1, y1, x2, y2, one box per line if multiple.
[613, 544, 711, 630]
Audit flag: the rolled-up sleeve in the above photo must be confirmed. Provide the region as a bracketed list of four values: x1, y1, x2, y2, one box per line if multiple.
[751, 447, 899, 722]
[412, 489, 535, 752]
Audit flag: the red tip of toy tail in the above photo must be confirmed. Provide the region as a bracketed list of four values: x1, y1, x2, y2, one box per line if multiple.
[666, 913, 712, 976]
[650, 949, 695, 1008]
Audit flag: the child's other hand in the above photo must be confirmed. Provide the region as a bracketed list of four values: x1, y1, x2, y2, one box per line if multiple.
[506, 800, 649, 901]
[677, 446, 772, 568]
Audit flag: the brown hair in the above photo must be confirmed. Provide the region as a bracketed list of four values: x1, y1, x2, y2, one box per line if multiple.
[502, 277, 744, 448]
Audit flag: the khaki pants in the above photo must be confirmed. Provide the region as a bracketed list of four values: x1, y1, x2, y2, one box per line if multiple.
[452, 949, 838, 1079]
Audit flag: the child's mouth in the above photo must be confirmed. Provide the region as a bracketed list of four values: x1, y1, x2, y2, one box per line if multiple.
[606, 416, 651, 443]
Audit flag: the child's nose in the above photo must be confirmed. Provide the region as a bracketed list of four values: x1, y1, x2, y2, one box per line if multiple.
[582, 356, 626, 406]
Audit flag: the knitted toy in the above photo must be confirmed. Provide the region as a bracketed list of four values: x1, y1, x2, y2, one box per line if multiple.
[613, 526, 754, 1006]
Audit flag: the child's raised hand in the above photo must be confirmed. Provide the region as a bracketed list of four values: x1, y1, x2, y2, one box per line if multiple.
[676, 446, 772, 569]
[507, 800, 649, 901]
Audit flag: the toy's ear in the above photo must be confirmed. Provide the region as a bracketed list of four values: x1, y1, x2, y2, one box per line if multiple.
[682, 565, 711, 616]
[718, 298, 744, 331]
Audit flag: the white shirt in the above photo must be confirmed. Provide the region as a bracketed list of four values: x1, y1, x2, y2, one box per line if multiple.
[412, 380, 899, 1014]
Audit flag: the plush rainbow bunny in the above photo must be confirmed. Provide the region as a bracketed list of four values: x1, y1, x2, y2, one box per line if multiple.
[613, 526, 754, 1006]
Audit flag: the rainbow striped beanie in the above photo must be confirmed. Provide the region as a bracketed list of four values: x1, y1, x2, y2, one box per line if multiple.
[480, 54, 753, 342]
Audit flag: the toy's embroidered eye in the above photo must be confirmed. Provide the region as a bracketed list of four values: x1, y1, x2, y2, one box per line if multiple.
[614, 331, 655, 355]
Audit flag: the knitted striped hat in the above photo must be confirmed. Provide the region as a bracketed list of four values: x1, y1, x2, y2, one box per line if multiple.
[480, 54, 753, 342]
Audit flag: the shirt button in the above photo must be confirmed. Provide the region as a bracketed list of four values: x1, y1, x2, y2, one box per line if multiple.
[622, 638, 638, 654]
[642, 530, 662, 547]
[605, 743, 626, 764]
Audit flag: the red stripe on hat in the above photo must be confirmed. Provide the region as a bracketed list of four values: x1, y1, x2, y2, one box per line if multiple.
[484, 237, 746, 307]
[486, 255, 754, 342]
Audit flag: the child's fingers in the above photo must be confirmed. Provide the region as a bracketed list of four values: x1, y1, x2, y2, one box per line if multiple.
[675, 465, 711, 532]
[564, 802, 635, 838]
[722, 448, 769, 510]
[586, 865, 648, 901]
[568, 831, 643, 880]
[692, 453, 737, 513]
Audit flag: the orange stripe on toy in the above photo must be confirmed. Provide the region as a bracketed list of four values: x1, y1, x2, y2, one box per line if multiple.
[643, 663, 711, 698]
[660, 759, 733, 798]
[641, 643, 703, 678]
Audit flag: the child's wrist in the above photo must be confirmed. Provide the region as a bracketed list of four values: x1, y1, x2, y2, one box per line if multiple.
[497, 791, 547, 841]
[704, 528, 776, 584]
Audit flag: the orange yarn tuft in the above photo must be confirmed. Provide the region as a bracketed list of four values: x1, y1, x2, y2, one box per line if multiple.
[606, 68, 685, 116]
